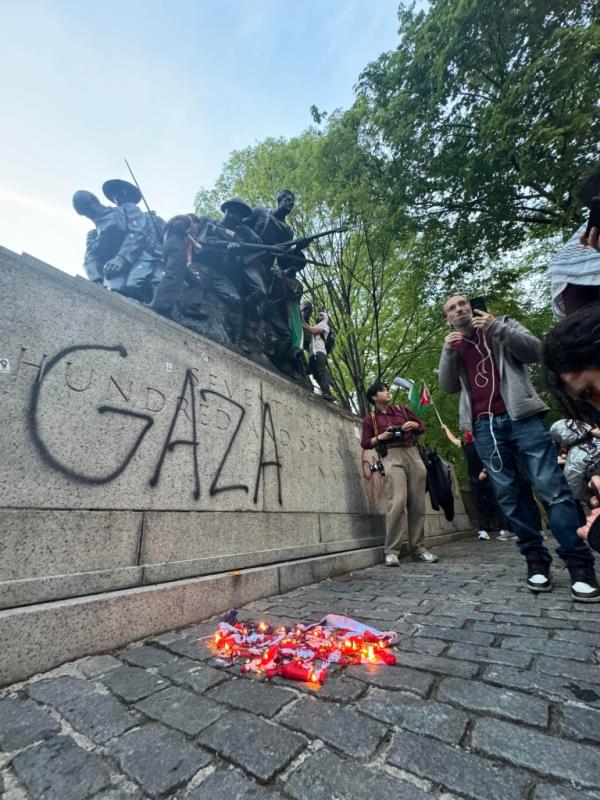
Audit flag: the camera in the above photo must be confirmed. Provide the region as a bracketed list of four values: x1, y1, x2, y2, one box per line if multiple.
[368, 459, 386, 476]
[388, 426, 405, 439]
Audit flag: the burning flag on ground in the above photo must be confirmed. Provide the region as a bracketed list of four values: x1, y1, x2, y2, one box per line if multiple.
[207, 611, 398, 685]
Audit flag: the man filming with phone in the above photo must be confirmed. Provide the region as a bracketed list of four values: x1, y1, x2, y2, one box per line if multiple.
[360, 381, 439, 566]
[439, 295, 599, 602]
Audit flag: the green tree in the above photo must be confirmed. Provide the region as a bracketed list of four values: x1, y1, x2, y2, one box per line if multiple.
[194, 128, 439, 416]
[357, 0, 600, 268]
[193, 0, 598, 478]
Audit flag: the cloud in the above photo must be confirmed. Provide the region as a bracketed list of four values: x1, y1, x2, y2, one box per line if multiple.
[0, 186, 77, 225]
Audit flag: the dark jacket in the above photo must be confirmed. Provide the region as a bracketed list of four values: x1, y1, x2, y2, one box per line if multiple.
[424, 449, 455, 521]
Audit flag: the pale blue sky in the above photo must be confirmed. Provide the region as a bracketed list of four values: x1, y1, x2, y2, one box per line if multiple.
[0, 0, 402, 276]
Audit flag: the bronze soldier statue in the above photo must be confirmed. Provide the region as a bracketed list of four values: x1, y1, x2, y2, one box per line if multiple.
[73, 190, 160, 303]
[249, 190, 311, 385]
[152, 213, 231, 347]
[73, 179, 163, 303]
[101, 178, 165, 301]
[150, 199, 265, 354]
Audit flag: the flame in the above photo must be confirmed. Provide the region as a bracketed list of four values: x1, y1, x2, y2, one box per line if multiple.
[210, 615, 395, 685]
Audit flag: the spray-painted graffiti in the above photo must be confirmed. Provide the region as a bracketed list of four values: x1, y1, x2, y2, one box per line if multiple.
[27, 343, 284, 505]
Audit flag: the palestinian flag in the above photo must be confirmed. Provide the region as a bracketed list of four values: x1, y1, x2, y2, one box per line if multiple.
[408, 382, 431, 416]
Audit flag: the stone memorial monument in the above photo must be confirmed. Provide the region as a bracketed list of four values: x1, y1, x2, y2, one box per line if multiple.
[0, 246, 471, 684]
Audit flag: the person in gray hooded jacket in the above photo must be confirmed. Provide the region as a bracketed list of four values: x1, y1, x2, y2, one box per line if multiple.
[439, 295, 598, 602]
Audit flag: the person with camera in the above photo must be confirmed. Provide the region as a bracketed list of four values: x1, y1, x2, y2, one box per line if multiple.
[360, 381, 438, 567]
[439, 295, 598, 602]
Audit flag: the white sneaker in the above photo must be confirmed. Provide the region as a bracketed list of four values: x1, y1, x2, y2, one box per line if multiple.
[414, 550, 439, 563]
[478, 530, 491, 540]
[385, 554, 400, 567]
[497, 530, 517, 541]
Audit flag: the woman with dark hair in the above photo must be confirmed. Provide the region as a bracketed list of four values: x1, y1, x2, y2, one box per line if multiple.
[543, 306, 600, 555]
[542, 304, 600, 427]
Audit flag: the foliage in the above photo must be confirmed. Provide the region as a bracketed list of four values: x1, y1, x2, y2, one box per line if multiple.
[195, 128, 438, 418]
[194, 0, 600, 483]
[357, 0, 600, 269]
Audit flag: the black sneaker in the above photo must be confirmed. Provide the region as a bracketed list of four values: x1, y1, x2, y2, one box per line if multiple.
[526, 556, 552, 593]
[568, 564, 600, 603]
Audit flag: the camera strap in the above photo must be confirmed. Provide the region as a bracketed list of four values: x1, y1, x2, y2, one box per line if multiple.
[370, 409, 379, 438]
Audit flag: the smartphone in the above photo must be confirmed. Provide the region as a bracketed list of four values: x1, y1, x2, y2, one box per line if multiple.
[470, 297, 488, 313]
[584, 196, 600, 239]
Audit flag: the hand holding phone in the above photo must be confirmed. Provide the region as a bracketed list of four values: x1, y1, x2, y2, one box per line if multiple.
[472, 308, 496, 330]
[580, 196, 600, 252]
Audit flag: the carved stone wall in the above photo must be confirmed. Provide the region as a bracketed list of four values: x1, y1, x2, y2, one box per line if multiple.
[0, 246, 471, 683]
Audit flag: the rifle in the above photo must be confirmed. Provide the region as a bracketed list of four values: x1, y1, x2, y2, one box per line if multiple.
[198, 225, 330, 268]
[283, 226, 349, 251]
[124, 158, 163, 243]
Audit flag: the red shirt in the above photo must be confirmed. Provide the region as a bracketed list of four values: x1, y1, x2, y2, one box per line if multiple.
[361, 404, 425, 449]
[455, 331, 507, 420]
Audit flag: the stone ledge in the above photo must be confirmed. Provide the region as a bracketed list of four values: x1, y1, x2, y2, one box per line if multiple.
[0, 547, 385, 686]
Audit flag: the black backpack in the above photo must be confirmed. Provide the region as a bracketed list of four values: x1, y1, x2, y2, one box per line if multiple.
[325, 325, 336, 354]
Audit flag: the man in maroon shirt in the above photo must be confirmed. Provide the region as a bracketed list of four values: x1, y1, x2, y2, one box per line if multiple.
[361, 381, 439, 566]
[439, 295, 598, 602]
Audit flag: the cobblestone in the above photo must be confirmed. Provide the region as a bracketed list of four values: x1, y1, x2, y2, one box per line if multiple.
[28, 676, 95, 707]
[198, 709, 306, 781]
[278, 694, 388, 758]
[391, 649, 481, 677]
[500, 635, 594, 661]
[282, 673, 367, 701]
[483, 663, 600, 706]
[134, 686, 226, 735]
[156, 657, 229, 693]
[108, 723, 210, 797]
[285, 747, 433, 800]
[531, 785, 600, 800]
[91, 790, 142, 800]
[3, 539, 600, 799]
[184, 768, 285, 799]
[206, 676, 295, 717]
[537, 655, 600, 683]
[473, 621, 550, 638]
[119, 645, 179, 669]
[345, 663, 435, 695]
[557, 702, 600, 743]
[414, 625, 495, 646]
[386, 728, 531, 800]
[437, 676, 549, 726]
[357, 687, 468, 743]
[395, 635, 448, 656]
[552, 628, 600, 646]
[55, 691, 137, 744]
[12, 735, 111, 800]
[0, 697, 61, 751]
[446, 642, 532, 668]
[78, 656, 122, 677]
[492, 612, 564, 628]
[99, 665, 170, 702]
[472, 717, 600, 789]
[156, 635, 213, 661]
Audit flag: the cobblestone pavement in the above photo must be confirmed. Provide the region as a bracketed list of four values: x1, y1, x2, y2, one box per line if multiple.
[1, 538, 600, 800]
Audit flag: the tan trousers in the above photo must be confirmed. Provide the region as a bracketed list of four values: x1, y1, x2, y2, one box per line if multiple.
[382, 446, 427, 556]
